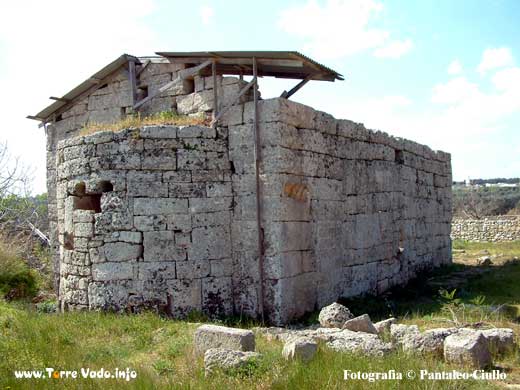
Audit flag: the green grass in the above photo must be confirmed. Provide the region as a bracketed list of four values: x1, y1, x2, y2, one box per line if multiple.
[0, 241, 519, 389]
[79, 111, 209, 136]
[0, 301, 504, 390]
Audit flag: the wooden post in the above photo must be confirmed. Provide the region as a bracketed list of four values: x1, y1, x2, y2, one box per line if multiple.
[252, 56, 265, 322]
[280, 74, 314, 99]
[212, 60, 218, 126]
[128, 60, 138, 108]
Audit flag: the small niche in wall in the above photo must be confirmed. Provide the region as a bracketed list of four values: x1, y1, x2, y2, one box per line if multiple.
[395, 150, 404, 164]
[98, 180, 114, 193]
[137, 85, 149, 101]
[71, 180, 113, 213]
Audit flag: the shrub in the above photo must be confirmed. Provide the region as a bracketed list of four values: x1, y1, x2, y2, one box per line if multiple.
[0, 241, 38, 299]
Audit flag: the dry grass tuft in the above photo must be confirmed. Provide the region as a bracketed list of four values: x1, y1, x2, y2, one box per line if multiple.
[79, 111, 210, 136]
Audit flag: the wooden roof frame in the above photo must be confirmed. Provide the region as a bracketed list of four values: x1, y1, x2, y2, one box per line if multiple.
[156, 51, 343, 82]
[28, 51, 344, 124]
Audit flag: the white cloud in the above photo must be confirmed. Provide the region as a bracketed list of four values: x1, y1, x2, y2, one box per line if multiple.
[200, 5, 214, 25]
[278, 0, 398, 59]
[477, 47, 514, 74]
[373, 39, 413, 59]
[431, 77, 480, 104]
[324, 60, 520, 180]
[491, 66, 520, 92]
[447, 59, 462, 75]
[0, 0, 162, 193]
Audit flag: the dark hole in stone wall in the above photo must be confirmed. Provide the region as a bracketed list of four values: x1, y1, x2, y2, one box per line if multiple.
[71, 180, 113, 213]
[73, 195, 101, 213]
[138, 85, 149, 101]
[99, 180, 114, 193]
[395, 150, 404, 164]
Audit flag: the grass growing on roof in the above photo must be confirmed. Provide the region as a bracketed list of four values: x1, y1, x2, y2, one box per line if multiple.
[79, 111, 210, 136]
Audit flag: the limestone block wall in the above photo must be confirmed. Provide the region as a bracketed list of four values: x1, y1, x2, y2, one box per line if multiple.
[225, 98, 452, 324]
[56, 125, 237, 316]
[451, 216, 520, 242]
[51, 95, 452, 325]
[46, 63, 253, 290]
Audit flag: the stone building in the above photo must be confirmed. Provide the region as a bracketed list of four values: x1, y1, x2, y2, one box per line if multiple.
[30, 52, 452, 325]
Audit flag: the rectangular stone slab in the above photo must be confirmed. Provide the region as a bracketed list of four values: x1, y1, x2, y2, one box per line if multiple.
[194, 324, 255, 354]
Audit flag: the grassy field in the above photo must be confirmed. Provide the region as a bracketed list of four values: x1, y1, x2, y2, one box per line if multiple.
[0, 241, 519, 389]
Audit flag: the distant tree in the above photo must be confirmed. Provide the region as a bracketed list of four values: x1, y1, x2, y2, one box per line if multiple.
[453, 186, 520, 218]
[0, 143, 48, 241]
[0, 142, 31, 198]
[453, 188, 486, 219]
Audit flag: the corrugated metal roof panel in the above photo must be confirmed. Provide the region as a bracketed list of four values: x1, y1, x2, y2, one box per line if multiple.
[156, 51, 344, 81]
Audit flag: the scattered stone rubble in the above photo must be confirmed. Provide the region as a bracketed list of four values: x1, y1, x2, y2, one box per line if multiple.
[250, 302, 516, 370]
[318, 302, 353, 328]
[342, 314, 378, 334]
[282, 337, 318, 362]
[194, 302, 516, 375]
[194, 324, 255, 354]
[204, 348, 261, 376]
[444, 329, 492, 369]
[373, 317, 396, 334]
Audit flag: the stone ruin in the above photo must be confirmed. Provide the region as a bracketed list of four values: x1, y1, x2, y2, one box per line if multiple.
[36, 54, 452, 325]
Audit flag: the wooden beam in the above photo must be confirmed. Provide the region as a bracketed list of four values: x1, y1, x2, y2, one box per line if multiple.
[177, 59, 213, 79]
[165, 57, 304, 68]
[212, 60, 218, 124]
[252, 56, 265, 322]
[280, 74, 315, 99]
[49, 96, 70, 102]
[134, 60, 212, 110]
[136, 60, 151, 77]
[128, 60, 138, 106]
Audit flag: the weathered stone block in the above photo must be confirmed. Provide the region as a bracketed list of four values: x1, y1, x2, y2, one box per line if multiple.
[176, 261, 210, 279]
[92, 262, 135, 281]
[168, 278, 202, 316]
[143, 231, 186, 261]
[100, 242, 142, 262]
[138, 262, 176, 280]
[140, 125, 177, 139]
[189, 226, 231, 260]
[134, 198, 188, 215]
[282, 337, 318, 362]
[189, 197, 232, 213]
[444, 330, 492, 369]
[194, 324, 255, 354]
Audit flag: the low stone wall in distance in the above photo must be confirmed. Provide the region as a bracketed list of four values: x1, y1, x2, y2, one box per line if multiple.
[451, 216, 520, 242]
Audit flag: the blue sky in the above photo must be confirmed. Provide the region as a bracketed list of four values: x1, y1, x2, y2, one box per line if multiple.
[1, 0, 519, 193]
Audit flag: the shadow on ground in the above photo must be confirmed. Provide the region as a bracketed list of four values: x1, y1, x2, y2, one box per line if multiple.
[335, 258, 520, 324]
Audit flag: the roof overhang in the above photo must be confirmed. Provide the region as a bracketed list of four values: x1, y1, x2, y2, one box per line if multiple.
[28, 54, 140, 123]
[29, 51, 343, 124]
[156, 51, 343, 82]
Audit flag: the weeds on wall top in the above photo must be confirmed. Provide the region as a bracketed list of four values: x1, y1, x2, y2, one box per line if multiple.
[79, 111, 209, 136]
